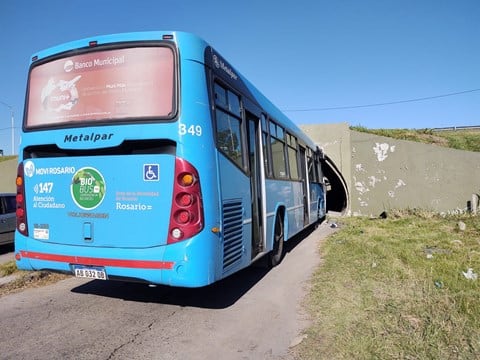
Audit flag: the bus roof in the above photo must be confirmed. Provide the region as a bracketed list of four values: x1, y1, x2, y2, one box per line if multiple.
[29, 31, 206, 64]
[29, 30, 317, 150]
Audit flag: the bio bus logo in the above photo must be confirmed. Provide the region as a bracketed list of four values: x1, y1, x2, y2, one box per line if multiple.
[70, 167, 106, 210]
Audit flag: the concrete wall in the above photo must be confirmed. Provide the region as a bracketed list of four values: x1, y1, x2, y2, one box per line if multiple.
[302, 123, 480, 216]
[0, 158, 17, 193]
[350, 130, 480, 216]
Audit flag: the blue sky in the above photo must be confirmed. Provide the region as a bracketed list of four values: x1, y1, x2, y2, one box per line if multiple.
[0, 0, 479, 155]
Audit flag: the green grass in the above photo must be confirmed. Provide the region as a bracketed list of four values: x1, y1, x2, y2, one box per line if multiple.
[295, 211, 480, 359]
[442, 131, 480, 152]
[0, 155, 16, 163]
[0, 260, 17, 277]
[351, 126, 480, 152]
[0, 260, 69, 297]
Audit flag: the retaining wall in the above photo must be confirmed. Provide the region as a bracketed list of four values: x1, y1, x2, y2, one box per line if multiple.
[0, 158, 17, 193]
[302, 124, 480, 216]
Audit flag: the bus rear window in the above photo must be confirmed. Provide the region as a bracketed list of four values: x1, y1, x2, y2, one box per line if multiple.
[26, 46, 175, 128]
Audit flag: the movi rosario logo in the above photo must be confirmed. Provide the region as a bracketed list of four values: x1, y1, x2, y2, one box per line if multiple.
[24, 161, 35, 178]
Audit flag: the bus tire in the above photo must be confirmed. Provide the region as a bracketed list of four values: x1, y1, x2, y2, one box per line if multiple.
[268, 214, 284, 268]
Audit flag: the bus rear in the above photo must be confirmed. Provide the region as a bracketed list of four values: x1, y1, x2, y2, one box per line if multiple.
[15, 32, 220, 287]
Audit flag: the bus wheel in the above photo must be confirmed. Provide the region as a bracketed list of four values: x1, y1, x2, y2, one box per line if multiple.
[268, 215, 284, 267]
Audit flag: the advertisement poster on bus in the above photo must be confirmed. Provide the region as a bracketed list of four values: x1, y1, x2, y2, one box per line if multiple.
[27, 47, 174, 127]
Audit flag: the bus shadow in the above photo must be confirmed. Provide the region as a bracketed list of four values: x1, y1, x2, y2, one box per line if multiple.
[70, 225, 318, 309]
[71, 265, 270, 309]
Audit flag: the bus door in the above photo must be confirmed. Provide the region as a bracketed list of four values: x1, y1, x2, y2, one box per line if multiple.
[246, 113, 265, 259]
[299, 145, 309, 225]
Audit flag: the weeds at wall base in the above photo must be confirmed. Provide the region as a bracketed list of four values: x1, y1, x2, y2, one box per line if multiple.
[294, 211, 480, 359]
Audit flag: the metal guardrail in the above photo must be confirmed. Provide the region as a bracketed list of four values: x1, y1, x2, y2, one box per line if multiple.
[431, 125, 480, 132]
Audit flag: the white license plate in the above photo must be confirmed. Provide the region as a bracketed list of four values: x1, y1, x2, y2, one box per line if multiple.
[73, 266, 107, 280]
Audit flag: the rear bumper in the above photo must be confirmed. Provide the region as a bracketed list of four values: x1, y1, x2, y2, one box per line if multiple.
[15, 233, 218, 287]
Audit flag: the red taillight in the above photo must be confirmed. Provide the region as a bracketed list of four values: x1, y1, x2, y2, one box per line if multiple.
[16, 163, 28, 236]
[176, 210, 191, 224]
[176, 193, 193, 207]
[168, 158, 204, 244]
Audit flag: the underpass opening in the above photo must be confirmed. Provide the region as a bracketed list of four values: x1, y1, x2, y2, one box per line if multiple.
[322, 155, 348, 214]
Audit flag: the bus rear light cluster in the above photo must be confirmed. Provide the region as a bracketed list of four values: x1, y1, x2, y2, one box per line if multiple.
[16, 163, 29, 236]
[168, 158, 204, 244]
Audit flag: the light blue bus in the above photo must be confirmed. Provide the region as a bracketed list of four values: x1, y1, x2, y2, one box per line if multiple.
[15, 31, 326, 287]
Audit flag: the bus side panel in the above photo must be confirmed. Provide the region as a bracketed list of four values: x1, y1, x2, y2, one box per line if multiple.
[264, 180, 305, 244]
[287, 181, 305, 238]
[216, 154, 252, 277]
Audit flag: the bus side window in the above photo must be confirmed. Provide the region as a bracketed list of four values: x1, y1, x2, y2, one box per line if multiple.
[307, 155, 315, 182]
[215, 110, 243, 168]
[261, 115, 272, 177]
[214, 83, 227, 108]
[214, 82, 244, 169]
[316, 155, 323, 182]
[307, 148, 318, 183]
[228, 91, 241, 116]
[269, 121, 287, 179]
[287, 133, 299, 180]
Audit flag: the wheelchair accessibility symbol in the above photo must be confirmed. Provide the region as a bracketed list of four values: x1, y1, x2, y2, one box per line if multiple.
[143, 164, 159, 181]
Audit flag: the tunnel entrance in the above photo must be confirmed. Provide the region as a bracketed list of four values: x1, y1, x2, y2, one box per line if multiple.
[322, 155, 349, 214]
